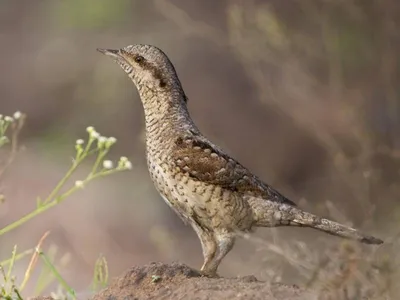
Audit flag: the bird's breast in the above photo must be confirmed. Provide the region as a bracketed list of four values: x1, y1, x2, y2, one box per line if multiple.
[145, 153, 253, 231]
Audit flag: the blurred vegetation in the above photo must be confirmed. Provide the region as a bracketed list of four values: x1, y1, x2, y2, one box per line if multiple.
[1, 0, 400, 299]
[0, 115, 130, 299]
[52, 0, 131, 29]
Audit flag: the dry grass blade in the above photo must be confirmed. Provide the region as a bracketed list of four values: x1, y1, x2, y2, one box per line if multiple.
[20, 231, 51, 292]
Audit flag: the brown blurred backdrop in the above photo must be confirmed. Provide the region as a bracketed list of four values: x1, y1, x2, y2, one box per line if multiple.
[1, 0, 400, 296]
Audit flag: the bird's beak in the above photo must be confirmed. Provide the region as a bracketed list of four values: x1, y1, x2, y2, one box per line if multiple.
[97, 48, 133, 74]
[96, 48, 122, 59]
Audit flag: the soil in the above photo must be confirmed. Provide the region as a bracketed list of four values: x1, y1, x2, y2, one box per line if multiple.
[31, 262, 316, 300]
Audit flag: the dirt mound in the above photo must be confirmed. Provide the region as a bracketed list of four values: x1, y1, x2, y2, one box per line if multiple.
[30, 262, 315, 300]
[91, 262, 313, 300]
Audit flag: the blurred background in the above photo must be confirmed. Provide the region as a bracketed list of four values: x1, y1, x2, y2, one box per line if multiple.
[1, 0, 400, 297]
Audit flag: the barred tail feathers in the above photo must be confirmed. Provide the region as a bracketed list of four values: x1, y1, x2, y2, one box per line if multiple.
[252, 200, 383, 245]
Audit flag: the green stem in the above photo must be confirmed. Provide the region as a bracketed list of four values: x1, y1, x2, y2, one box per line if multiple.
[42, 161, 80, 205]
[90, 149, 108, 176]
[84, 137, 95, 155]
[0, 202, 57, 236]
[0, 163, 122, 236]
[88, 169, 120, 180]
[1, 122, 10, 136]
[39, 251, 75, 299]
[13, 288, 23, 300]
[54, 184, 83, 203]
[6, 245, 17, 279]
[43, 140, 100, 205]
[0, 182, 87, 236]
[0, 249, 33, 267]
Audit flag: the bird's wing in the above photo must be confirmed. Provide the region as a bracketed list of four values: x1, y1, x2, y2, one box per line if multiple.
[171, 133, 296, 206]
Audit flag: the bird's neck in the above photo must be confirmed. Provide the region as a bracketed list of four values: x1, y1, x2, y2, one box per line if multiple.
[137, 84, 197, 149]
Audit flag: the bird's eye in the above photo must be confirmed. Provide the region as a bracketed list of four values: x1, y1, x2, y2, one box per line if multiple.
[135, 55, 144, 63]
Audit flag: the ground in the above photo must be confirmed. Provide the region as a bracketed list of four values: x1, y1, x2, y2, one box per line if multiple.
[32, 262, 317, 300]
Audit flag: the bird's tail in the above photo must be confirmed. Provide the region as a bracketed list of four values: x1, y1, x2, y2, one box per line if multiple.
[253, 201, 383, 245]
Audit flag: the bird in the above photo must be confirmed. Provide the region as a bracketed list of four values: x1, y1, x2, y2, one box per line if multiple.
[97, 44, 383, 277]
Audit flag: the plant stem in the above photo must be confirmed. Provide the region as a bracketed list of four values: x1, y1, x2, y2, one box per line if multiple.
[0, 202, 57, 236]
[39, 251, 76, 299]
[42, 161, 80, 205]
[0, 162, 122, 236]
[0, 249, 33, 267]
[90, 149, 108, 176]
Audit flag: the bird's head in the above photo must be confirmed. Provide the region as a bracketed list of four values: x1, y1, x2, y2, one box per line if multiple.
[97, 44, 180, 92]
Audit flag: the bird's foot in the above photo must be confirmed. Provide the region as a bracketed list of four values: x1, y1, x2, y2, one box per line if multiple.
[200, 268, 220, 278]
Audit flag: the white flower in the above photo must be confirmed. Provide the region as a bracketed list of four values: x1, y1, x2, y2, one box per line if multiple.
[76, 139, 84, 145]
[13, 111, 22, 120]
[106, 137, 117, 147]
[117, 156, 132, 170]
[108, 137, 117, 143]
[75, 180, 84, 188]
[0, 114, 3, 120]
[97, 136, 107, 149]
[86, 126, 95, 133]
[90, 131, 100, 139]
[124, 161, 132, 170]
[4, 116, 13, 122]
[103, 160, 113, 169]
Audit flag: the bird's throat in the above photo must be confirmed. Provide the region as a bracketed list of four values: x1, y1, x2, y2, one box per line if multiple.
[138, 85, 194, 148]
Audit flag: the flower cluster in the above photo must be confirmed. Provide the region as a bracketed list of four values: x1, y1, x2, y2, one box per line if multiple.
[117, 156, 132, 170]
[73, 126, 133, 189]
[0, 111, 24, 147]
[85, 126, 117, 149]
[0, 111, 22, 124]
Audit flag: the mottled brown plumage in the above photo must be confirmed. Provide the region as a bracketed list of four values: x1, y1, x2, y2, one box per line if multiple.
[173, 133, 296, 204]
[97, 44, 383, 277]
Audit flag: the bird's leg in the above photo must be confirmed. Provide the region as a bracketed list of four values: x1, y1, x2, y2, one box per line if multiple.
[199, 235, 217, 274]
[191, 224, 217, 276]
[200, 232, 235, 277]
